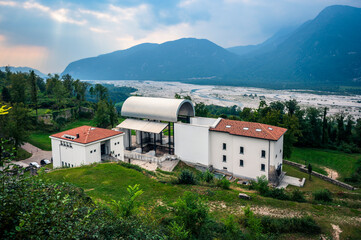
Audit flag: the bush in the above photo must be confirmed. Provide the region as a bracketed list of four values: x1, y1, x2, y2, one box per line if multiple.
[178, 170, 197, 185]
[261, 216, 321, 235]
[313, 189, 333, 202]
[171, 191, 209, 235]
[291, 189, 306, 202]
[202, 170, 214, 183]
[267, 188, 290, 201]
[249, 176, 269, 195]
[217, 177, 231, 189]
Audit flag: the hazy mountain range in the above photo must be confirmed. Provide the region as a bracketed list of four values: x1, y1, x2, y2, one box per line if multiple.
[0, 66, 47, 79]
[7, 5, 361, 90]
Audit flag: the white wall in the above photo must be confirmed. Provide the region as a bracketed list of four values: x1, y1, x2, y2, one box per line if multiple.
[190, 117, 219, 126]
[270, 135, 283, 170]
[209, 131, 271, 180]
[51, 133, 124, 168]
[109, 135, 124, 161]
[174, 122, 210, 166]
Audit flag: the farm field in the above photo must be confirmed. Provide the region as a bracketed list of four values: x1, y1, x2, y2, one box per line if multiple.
[46, 162, 361, 239]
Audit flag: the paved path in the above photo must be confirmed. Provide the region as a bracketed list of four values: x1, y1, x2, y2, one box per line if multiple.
[16, 143, 52, 166]
[277, 175, 305, 189]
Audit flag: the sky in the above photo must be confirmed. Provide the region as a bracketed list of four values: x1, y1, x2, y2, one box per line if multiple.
[0, 0, 360, 74]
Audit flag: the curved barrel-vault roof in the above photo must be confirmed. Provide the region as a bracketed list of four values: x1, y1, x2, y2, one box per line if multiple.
[121, 96, 195, 122]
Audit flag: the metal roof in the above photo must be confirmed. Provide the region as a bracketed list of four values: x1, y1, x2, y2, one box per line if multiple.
[117, 119, 168, 134]
[121, 96, 195, 122]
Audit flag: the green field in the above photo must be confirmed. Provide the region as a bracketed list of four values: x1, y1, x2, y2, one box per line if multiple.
[28, 118, 97, 151]
[287, 148, 361, 181]
[45, 162, 361, 239]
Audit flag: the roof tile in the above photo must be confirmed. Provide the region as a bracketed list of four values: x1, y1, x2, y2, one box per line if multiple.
[50, 126, 123, 144]
[210, 119, 287, 141]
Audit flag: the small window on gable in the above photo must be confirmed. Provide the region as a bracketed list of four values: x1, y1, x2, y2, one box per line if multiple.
[240, 146, 244, 154]
[90, 150, 93, 153]
[261, 164, 265, 171]
[223, 155, 227, 162]
[223, 143, 226, 150]
[240, 160, 244, 167]
[261, 150, 266, 158]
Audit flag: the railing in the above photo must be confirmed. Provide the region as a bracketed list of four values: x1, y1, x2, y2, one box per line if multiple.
[124, 150, 176, 165]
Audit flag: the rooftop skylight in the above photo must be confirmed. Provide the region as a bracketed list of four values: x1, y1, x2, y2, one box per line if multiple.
[256, 129, 262, 132]
[243, 127, 249, 130]
[225, 125, 231, 128]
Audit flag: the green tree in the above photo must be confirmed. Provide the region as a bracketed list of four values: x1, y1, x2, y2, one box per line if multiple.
[10, 74, 26, 103]
[94, 100, 110, 128]
[321, 107, 329, 145]
[108, 100, 118, 128]
[195, 102, 208, 117]
[1, 87, 11, 102]
[62, 74, 74, 97]
[28, 70, 38, 115]
[308, 163, 312, 180]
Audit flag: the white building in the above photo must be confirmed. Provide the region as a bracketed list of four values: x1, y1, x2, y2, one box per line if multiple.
[50, 126, 124, 168]
[118, 96, 287, 184]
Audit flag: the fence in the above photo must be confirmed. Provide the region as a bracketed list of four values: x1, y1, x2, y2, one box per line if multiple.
[284, 160, 355, 190]
[124, 150, 174, 165]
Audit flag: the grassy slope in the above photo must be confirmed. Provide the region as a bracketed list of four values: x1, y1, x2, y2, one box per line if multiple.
[287, 147, 361, 180]
[46, 163, 361, 239]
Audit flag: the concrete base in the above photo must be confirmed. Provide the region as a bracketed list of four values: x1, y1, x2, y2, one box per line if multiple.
[277, 175, 306, 189]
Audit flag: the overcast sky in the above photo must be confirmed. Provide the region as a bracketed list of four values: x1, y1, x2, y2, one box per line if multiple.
[0, 0, 360, 74]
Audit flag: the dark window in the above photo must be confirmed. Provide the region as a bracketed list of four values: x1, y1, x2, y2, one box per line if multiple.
[223, 143, 226, 150]
[114, 142, 116, 145]
[280, 149, 282, 153]
[94, 149, 96, 152]
[261, 150, 266, 158]
[261, 164, 265, 171]
[240, 160, 244, 167]
[240, 146, 244, 154]
[223, 167, 227, 170]
[223, 155, 227, 162]
[90, 150, 93, 153]
[71, 164, 74, 168]
[62, 161, 64, 167]
[117, 142, 120, 144]
[275, 154, 277, 158]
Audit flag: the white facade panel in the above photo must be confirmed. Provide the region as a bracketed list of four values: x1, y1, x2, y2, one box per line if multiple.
[210, 131, 273, 180]
[174, 123, 210, 166]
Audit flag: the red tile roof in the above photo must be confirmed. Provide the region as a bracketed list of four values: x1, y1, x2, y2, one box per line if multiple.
[50, 126, 123, 144]
[210, 119, 287, 141]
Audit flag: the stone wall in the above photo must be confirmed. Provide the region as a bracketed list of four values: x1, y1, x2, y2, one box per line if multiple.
[284, 160, 355, 190]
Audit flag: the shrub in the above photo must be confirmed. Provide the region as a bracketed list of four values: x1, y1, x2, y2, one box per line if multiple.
[178, 170, 197, 185]
[202, 170, 214, 183]
[171, 191, 209, 235]
[217, 177, 231, 189]
[250, 176, 269, 195]
[267, 188, 290, 201]
[291, 189, 306, 202]
[261, 216, 321, 235]
[313, 189, 333, 202]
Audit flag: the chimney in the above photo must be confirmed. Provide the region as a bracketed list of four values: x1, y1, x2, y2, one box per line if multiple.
[76, 134, 80, 139]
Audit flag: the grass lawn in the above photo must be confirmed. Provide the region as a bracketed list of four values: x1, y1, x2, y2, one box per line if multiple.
[29, 118, 97, 151]
[15, 148, 32, 160]
[287, 147, 361, 181]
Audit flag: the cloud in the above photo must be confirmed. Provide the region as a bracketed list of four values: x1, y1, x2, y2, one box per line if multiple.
[0, 1, 18, 7]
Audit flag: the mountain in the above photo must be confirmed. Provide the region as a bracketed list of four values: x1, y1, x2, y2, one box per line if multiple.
[227, 26, 297, 57]
[224, 5, 361, 88]
[62, 38, 240, 81]
[0, 66, 47, 78]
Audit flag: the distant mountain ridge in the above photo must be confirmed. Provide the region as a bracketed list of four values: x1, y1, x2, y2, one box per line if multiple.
[62, 38, 240, 81]
[0, 66, 47, 78]
[62, 5, 361, 89]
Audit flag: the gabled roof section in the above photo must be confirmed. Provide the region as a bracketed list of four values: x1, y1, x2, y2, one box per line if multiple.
[210, 119, 287, 141]
[50, 126, 123, 144]
[121, 96, 195, 122]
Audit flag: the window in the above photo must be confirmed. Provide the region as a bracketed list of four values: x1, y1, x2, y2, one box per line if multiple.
[71, 164, 74, 167]
[117, 142, 120, 144]
[223, 143, 226, 150]
[223, 155, 227, 162]
[114, 142, 117, 145]
[261, 164, 265, 171]
[261, 150, 266, 158]
[240, 146, 244, 154]
[280, 149, 282, 153]
[90, 150, 93, 153]
[223, 167, 227, 170]
[275, 154, 277, 158]
[240, 160, 244, 167]
[62, 161, 64, 167]
[94, 149, 96, 152]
